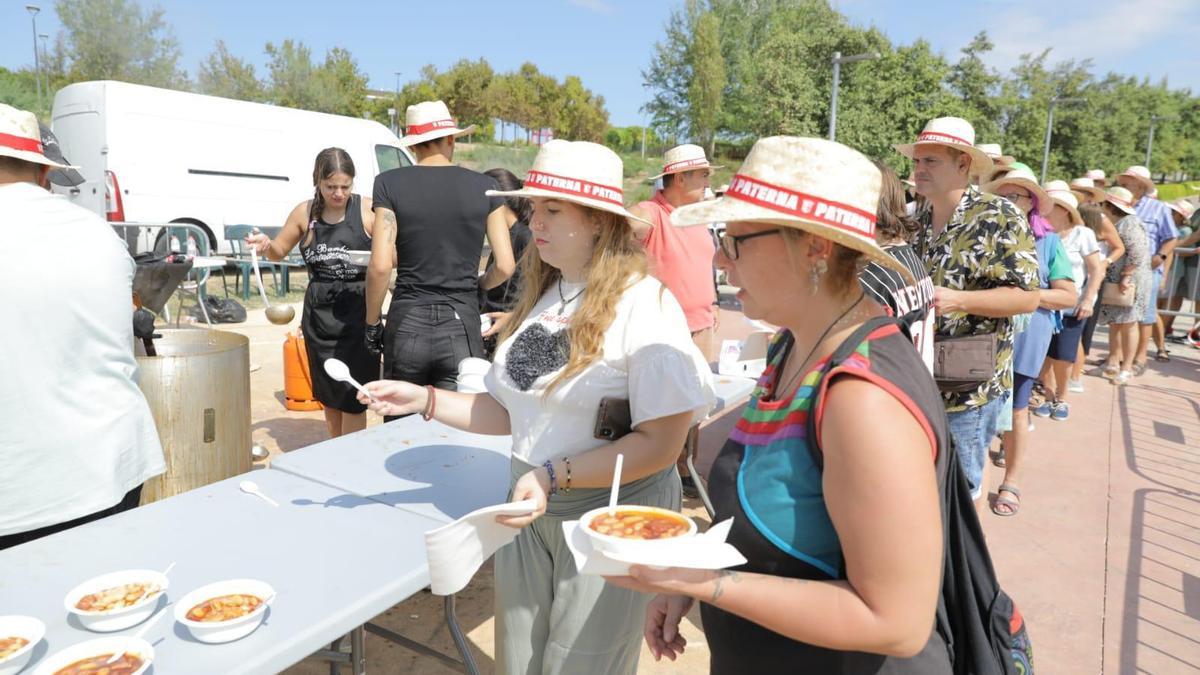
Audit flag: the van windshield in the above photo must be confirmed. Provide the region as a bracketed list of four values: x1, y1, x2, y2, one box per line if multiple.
[375, 145, 411, 172]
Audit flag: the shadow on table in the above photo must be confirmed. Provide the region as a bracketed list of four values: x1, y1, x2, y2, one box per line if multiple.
[253, 416, 328, 453]
[1115, 381, 1200, 672]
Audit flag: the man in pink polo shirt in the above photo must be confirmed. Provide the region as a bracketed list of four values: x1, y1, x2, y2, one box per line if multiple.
[629, 144, 720, 361]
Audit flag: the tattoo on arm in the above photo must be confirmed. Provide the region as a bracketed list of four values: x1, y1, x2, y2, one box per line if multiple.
[381, 211, 397, 240]
[709, 570, 741, 604]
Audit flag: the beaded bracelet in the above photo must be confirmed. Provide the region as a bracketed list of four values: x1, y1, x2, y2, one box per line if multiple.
[542, 459, 558, 496]
[563, 456, 572, 493]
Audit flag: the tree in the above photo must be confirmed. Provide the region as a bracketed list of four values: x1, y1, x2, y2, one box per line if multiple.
[947, 32, 1002, 144]
[0, 68, 44, 116]
[264, 40, 368, 116]
[554, 76, 609, 142]
[54, 0, 186, 88]
[642, 0, 702, 140]
[197, 41, 265, 102]
[688, 11, 725, 153]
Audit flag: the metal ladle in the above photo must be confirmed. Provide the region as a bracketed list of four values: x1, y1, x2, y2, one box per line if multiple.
[249, 239, 295, 325]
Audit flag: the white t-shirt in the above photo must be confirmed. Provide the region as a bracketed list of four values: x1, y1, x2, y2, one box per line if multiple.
[1061, 224, 1101, 301]
[484, 275, 715, 466]
[0, 182, 165, 536]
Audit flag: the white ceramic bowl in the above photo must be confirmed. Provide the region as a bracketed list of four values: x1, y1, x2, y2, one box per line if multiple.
[174, 579, 275, 644]
[581, 506, 697, 558]
[32, 636, 152, 675]
[0, 616, 44, 675]
[63, 570, 169, 633]
[345, 250, 371, 266]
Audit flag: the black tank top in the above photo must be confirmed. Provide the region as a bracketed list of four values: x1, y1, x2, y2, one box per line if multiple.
[299, 194, 371, 283]
[701, 323, 953, 674]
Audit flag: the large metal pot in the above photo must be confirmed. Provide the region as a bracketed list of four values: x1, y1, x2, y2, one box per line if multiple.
[135, 329, 251, 504]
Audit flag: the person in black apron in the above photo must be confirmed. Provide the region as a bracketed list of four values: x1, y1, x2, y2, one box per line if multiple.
[246, 147, 379, 438]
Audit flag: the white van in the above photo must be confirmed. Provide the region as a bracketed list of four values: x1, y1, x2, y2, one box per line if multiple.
[50, 80, 413, 253]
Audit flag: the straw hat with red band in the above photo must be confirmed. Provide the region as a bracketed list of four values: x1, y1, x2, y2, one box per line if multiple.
[894, 117, 994, 176]
[1116, 165, 1155, 193]
[1104, 186, 1137, 216]
[1043, 180, 1083, 226]
[648, 144, 723, 181]
[670, 135, 915, 284]
[982, 163, 1052, 216]
[0, 103, 77, 171]
[1168, 198, 1196, 221]
[398, 100, 476, 148]
[1069, 177, 1107, 203]
[486, 139, 651, 226]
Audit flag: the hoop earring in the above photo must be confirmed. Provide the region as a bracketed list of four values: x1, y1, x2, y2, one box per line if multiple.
[810, 258, 828, 296]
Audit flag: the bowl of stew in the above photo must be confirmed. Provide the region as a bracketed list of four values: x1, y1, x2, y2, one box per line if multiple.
[31, 636, 152, 675]
[581, 505, 696, 557]
[0, 616, 44, 675]
[174, 579, 274, 644]
[63, 570, 169, 632]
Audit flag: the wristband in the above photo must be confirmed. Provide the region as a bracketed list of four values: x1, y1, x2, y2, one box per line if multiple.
[421, 385, 436, 421]
[542, 460, 558, 496]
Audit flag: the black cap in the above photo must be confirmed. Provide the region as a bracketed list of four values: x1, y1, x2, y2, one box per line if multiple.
[38, 123, 85, 187]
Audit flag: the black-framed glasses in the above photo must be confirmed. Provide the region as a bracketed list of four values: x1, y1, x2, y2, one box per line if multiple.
[999, 191, 1031, 204]
[716, 228, 783, 260]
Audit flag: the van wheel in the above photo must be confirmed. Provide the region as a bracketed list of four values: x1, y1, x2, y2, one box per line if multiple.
[153, 226, 211, 257]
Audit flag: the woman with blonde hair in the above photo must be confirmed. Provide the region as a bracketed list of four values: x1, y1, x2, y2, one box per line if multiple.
[361, 140, 714, 674]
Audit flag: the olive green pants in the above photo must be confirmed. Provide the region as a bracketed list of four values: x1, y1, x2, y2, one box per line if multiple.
[494, 457, 681, 675]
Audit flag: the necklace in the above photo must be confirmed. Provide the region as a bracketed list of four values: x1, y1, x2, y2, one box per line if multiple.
[557, 277, 586, 316]
[772, 292, 866, 400]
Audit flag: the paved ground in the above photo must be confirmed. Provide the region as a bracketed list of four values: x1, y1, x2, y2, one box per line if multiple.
[183, 290, 1200, 674]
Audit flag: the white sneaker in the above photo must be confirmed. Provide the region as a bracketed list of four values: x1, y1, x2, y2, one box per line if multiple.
[1067, 378, 1084, 393]
[1113, 370, 1132, 386]
[1028, 420, 1036, 432]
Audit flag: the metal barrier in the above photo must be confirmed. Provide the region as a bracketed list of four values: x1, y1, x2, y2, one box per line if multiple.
[1158, 246, 1199, 331]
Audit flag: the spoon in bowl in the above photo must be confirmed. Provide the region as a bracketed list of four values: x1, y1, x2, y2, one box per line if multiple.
[105, 603, 169, 664]
[323, 358, 378, 402]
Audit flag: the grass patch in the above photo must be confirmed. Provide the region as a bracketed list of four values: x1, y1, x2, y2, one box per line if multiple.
[1155, 183, 1200, 202]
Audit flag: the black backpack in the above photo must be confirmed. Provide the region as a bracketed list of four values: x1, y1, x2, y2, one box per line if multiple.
[789, 316, 1025, 675]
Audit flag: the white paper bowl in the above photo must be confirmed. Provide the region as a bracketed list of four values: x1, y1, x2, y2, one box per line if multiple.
[32, 636, 152, 675]
[174, 579, 274, 644]
[63, 570, 169, 633]
[345, 250, 371, 266]
[0, 616, 44, 675]
[581, 506, 697, 558]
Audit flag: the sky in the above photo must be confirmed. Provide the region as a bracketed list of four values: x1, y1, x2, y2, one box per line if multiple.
[2, 0, 1198, 127]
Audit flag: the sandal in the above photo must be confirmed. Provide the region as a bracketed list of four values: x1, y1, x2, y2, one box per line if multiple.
[1101, 363, 1120, 378]
[1155, 349, 1170, 362]
[992, 484, 1022, 517]
[992, 447, 1007, 468]
[1132, 362, 1148, 376]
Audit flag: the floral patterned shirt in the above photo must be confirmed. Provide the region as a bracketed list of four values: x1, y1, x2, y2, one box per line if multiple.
[914, 185, 1039, 412]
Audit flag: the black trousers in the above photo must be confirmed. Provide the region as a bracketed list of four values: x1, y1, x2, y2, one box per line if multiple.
[0, 484, 144, 551]
[383, 304, 476, 420]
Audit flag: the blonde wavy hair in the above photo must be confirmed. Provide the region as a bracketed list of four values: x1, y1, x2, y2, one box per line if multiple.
[500, 206, 648, 392]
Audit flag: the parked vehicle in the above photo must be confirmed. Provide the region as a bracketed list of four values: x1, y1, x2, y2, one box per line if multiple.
[51, 80, 413, 253]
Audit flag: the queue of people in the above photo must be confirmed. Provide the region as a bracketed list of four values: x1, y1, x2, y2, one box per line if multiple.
[7, 88, 1199, 674]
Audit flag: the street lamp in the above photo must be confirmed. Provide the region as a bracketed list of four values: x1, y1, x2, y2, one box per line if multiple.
[26, 5, 41, 111]
[828, 50, 881, 141]
[393, 71, 402, 136]
[1145, 113, 1177, 172]
[1039, 96, 1086, 183]
[38, 33, 49, 99]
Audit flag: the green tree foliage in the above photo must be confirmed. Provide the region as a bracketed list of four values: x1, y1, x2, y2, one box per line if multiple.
[197, 41, 265, 102]
[264, 41, 369, 116]
[687, 11, 725, 153]
[54, 0, 187, 88]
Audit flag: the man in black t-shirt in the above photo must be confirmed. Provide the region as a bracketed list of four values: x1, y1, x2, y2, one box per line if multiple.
[366, 100, 514, 402]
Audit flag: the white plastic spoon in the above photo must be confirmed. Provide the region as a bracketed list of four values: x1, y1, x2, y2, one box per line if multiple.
[106, 603, 169, 664]
[323, 358, 378, 402]
[239, 480, 279, 507]
[608, 453, 624, 515]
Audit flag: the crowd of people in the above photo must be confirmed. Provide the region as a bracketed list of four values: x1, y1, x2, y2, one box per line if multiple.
[2, 91, 1198, 674]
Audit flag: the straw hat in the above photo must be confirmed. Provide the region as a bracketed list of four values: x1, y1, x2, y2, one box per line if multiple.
[486, 139, 650, 225]
[398, 100, 476, 147]
[1085, 169, 1107, 186]
[1043, 180, 1083, 226]
[1104, 186, 1137, 216]
[982, 163, 1052, 215]
[1168, 199, 1196, 221]
[0, 103, 77, 171]
[894, 117, 994, 176]
[670, 136, 914, 283]
[1115, 165, 1154, 193]
[976, 143, 1015, 167]
[1069, 177, 1107, 203]
[649, 144, 724, 181]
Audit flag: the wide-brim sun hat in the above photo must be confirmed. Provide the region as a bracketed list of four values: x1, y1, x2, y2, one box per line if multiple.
[1069, 177, 1107, 202]
[894, 116, 994, 177]
[486, 139, 651, 226]
[1168, 198, 1196, 221]
[398, 100, 477, 147]
[649, 143, 724, 181]
[1086, 169, 1107, 184]
[982, 163, 1052, 216]
[1116, 165, 1155, 193]
[1043, 180, 1083, 226]
[670, 135, 915, 284]
[0, 103, 77, 171]
[975, 143, 1015, 167]
[1104, 186, 1137, 216]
